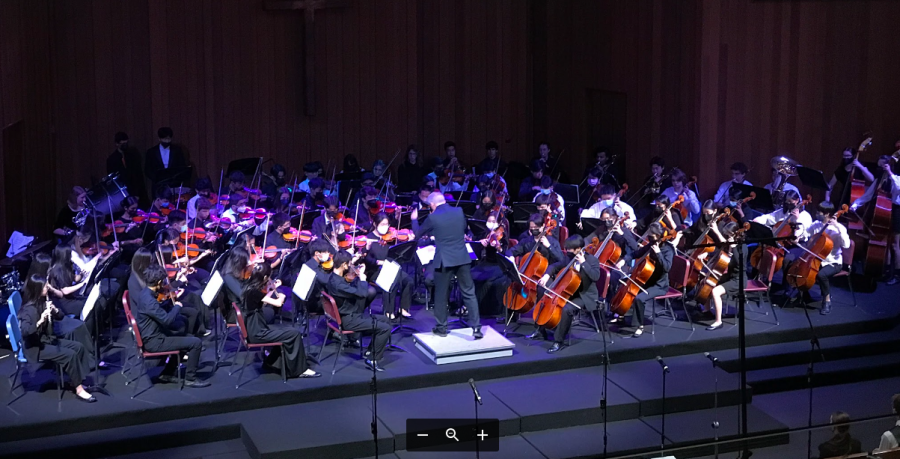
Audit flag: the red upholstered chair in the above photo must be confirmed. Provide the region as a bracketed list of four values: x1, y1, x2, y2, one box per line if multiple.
[572, 265, 612, 341]
[831, 239, 857, 307]
[508, 239, 519, 249]
[121, 290, 184, 399]
[652, 255, 694, 334]
[318, 292, 363, 375]
[558, 226, 569, 246]
[231, 303, 287, 388]
[738, 249, 779, 325]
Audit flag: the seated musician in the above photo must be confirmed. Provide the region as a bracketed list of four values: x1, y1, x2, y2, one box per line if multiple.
[510, 213, 565, 265]
[723, 187, 751, 225]
[156, 209, 187, 240]
[519, 159, 545, 201]
[114, 196, 148, 252]
[221, 247, 270, 324]
[18, 274, 97, 402]
[753, 189, 812, 248]
[132, 264, 209, 388]
[660, 168, 700, 226]
[351, 186, 380, 232]
[473, 190, 501, 221]
[326, 250, 389, 372]
[54, 186, 87, 237]
[149, 185, 173, 216]
[578, 168, 602, 211]
[241, 263, 321, 379]
[372, 160, 397, 201]
[298, 239, 335, 314]
[804, 202, 851, 314]
[189, 198, 219, 244]
[634, 156, 671, 219]
[470, 211, 511, 317]
[444, 141, 465, 172]
[589, 147, 620, 187]
[297, 161, 322, 193]
[580, 184, 637, 230]
[260, 164, 287, 206]
[474, 158, 507, 194]
[534, 176, 566, 223]
[131, 246, 207, 337]
[763, 166, 800, 200]
[365, 213, 414, 320]
[398, 146, 428, 193]
[220, 194, 250, 227]
[186, 177, 214, 221]
[825, 148, 875, 205]
[636, 194, 682, 237]
[590, 207, 640, 266]
[227, 171, 246, 196]
[697, 221, 743, 331]
[158, 227, 211, 287]
[684, 200, 725, 245]
[312, 195, 346, 240]
[850, 156, 900, 284]
[611, 222, 678, 338]
[264, 212, 293, 250]
[413, 184, 434, 211]
[301, 177, 327, 209]
[47, 244, 89, 318]
[69, 229, 126, 320]
[527, 235, 602, 353]
[712, 162, 751, 205]
[535, 141, 560, 175]
[478, 141, 508, 178]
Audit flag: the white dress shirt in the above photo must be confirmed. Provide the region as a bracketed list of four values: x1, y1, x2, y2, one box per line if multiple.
[851, 171, 900, 209]
[875, 420, 900, 453]
[187, 194, 201, 220]
[661, 186, 700, 225]
[713, 179, 752, 203]
[753, 209, 813, 242]
[806, 219, 850, 266]
[533, 192, 566, 222]
[159, 144, 171, 169]
[580, 200, 636, 226]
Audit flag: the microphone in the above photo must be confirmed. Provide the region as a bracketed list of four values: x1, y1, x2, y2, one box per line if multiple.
[469, 378, 483, 405]
[704, 352, 718, 366]
[656, 356, 670, 374]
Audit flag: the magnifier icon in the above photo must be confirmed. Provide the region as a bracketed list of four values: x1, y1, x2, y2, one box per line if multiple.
[445, 428, 459, 442]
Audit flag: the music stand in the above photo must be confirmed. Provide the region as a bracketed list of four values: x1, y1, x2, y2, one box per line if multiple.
[731, 183, 775, 214]
[513, 202, 539, 224]
[85, 173, 131, 215]
[155, 167, 194, 190]
[447, 191, 475, 202]
[83, 253, 120, 396]
[578, 218, 603, 237]
[555, 183, 579, 203]
[230, 226, 256, 247]
[796, 166, 830, 191]
[336, 180, 362, 207]
[455, 201, 478, 217]
[395, 194, 414, 207]
[226, 158, 261, 177]
[467, 219, 490, 241]
[386, 241, 419, 337]
[290, 211, 317, 231]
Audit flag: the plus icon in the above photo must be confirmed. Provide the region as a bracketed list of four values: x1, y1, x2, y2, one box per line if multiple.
[477, 430, 489, 441]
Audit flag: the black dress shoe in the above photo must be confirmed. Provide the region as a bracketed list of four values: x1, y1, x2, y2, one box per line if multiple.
[365, 359, 385, 372]
[296, 371, 322, 379]
[472, 328, 484, 340]
[526, 330, 547, 341]
[547, 342, 567, 354]
[432, 327, 449, 337]
[184, 379, 211, 388]
[156, 374, 177, 384]
[706, 322, 723, 331]
[820, 301, 832, 315]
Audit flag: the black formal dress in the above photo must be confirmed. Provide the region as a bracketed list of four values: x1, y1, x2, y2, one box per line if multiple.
[131, 286, 202, 380]
[243, 290, 309, 377]
[326, 273, 390, 360]
[413, 203, 481, 331]
[18, 302, 92, 385]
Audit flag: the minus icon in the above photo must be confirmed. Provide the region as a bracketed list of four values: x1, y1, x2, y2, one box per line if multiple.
[417, 434, 429, 437]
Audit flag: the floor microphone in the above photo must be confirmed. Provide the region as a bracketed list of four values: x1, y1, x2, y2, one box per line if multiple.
[656, 356, 670, 373]
[469, 378, 483, 405]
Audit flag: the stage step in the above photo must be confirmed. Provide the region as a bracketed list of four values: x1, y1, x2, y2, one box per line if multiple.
[746, 351, 900, 394]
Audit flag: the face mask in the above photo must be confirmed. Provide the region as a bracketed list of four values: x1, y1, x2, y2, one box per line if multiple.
[281, 198, 290, 205]
[540, 189, 551, 195]
[376, 225, 389, 235]
[816, 212, 827, 222]
[160, 141, 171, 148]
[531, 228, 542, 237]
[843, 157, 853, 166]
[702, 213, 714, 222]
[482, 201, 493, 208]
[486, 222, 498, 230]
[161, 202, 170, 208]
[782, 202, 797, 213]
[238, 206, 248, 213]
[317, 253, 330, 262]
[485, 172, 495, 178]
[601, 199, 615, 207]
[603, 219, 615, 228]
[180, 225, 187, 232]
[729, 201, 738, 207]
[588, 178, 599, 187]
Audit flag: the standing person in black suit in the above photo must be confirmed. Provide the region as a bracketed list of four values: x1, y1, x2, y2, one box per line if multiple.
[106, 132, 148, 207]
[411, 192, 483, 339]
[132, 265, 210, 388]
[145, 127, 188, 193]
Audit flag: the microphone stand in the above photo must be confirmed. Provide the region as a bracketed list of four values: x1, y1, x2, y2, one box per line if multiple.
[656, 356, 669, 456]
[600, 299, 611, 459]
[707, 353, 721, 459]
[469, 379, 483, 459]
[370, 310, 379, 458]
[802, 298, 824, 459]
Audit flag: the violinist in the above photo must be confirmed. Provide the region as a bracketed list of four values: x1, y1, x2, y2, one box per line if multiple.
[529, 235, 602, 353]
[579, 168, 602, 210]
[365, 213, 414, 320]
[300, 177, 328, 209]
[300, 239, 336, 312]
[518, 159, 545, 201]
[149, 185, 173, 217]
[326, 250, 390, 371]
[412, 184, 433, 211]
[221, 194, 250, 226]
[803, 202, 851, 314]
[610, 222, 677, 338]
[535, 191, 565, 229]
[473, 190, 501, 221]
[115, 196, 147, 249]
[372, 159, 397, 201]
[712, 162, 752, 205]
[426, 156, 445, 185]
[587, 147, 620, 187]
[134, 246, 206, 337]
[444, 141, 466, 172]
[475, 211, 510, 254]
[186, 177, 214, 220]
[696, 221, 744, 331]
[297, 161, 323, 193]
[660, 168, 700, 226]
[351, 186, 380, 231]
[227, 171, 246, 196]
[71, 228, 126, 305]
[190, 198, 220, 244]
[132, 264, 209, 388]
[478, 140, 507, 177]
[825, 147, 874, 205]
[221, 247, 275, 324]
[580, 184, 637, 229]
[511, 214, 565, 265]
[159, 210, 187, 237]
[636, 195, 682, 236]
[534, 141, 560, 176]
[850, 156, 900, 284]
[397, 145, 428, 193]
[265, 212, 294, 250]
[18, 274, 97, 402]
[474, 160, 507, 194]
[633, 156, 671, 217]
[341, 154, 365, 174]
[312, 195, 346, 240]
[54, 186, 87, 237]
[241, 263, 321, 379]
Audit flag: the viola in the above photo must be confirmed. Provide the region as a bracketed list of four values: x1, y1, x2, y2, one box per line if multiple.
[354, 235, 368, 250]
[81, 241, 113, 257]
[336, 234, 352, 250]
[787, 205, 848, 291]
[132, 211, 147, 224]
[319, 253, 334, 271]
[175, 242, 204, 258]
[282, 227, 299, 242]
[533, 248, 586, 328]
[147, 212, 163, 224]
[396, 229, 413, 242]
[379, 227, 398, 245]
[368, 200, 384, 215]
[671, 176, 698, 221]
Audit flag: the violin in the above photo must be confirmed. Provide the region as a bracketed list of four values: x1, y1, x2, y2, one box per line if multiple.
[640, 195, 684, 242]
[379, 227, 399, 245]
[147, 212, 165, 224]
[81, 241, 113, 257]
[786, 205, 848, 291]
[132, 211, 147, 224]
[486, 225, 505, 248]
[672, 176, 697, 220]
[156, 283, 180, 303]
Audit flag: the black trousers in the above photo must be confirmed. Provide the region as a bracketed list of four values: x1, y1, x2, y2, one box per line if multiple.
[816, 264, 842, 299]
[249, 327, 308, 377]
[631, 286, 669, 328]
[340, 313, 391, 361]
[143, 335, 202, 380]
[433, 263, 481, 330]
[382, 269, 413, 314]
[535, 297, 583, 343]
[36, 339, 89, 386]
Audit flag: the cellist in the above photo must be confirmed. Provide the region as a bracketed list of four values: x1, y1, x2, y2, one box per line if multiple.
[697, 221, 743, 331]
[610, 222, 677, 338]
[752, 190, 813, 290]
[850, 156, 900, 285]
[804, 202, 851, 314]
[510, 214, 565, 265]
[527, 235, 602, 353]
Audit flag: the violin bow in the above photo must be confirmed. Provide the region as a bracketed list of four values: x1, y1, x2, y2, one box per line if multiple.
[549, 148, 566, 181]
[174, 182, 184, 212]
[287, 176, 298, 217]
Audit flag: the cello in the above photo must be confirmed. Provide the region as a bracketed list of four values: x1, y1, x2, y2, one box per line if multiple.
[787, 205, 848, 291]
[609, 247, 657, 317]
[694, 223, 750, 304]
[587, 213, 629, 267]
[503, 215, 557, 313]
[685, 208, 732, 289]
[532, 245, 591, 329]
[750, 194, 812, 271]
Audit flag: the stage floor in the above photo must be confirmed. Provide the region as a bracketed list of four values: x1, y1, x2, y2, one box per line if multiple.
[1, 279, 898, 458]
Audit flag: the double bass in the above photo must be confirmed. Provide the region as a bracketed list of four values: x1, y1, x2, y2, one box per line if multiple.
[843, 136, 872, 229]
[861, 162, 895, 278]
[787, 205, 848, 291]
[503, 215, 557, 313]
[532, 245, 593, 329]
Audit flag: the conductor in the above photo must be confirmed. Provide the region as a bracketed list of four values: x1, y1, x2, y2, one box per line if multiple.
[412, 192, 483, 339]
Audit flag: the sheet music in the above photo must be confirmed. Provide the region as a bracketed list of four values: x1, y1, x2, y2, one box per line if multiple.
[201, 271, 224, 306]
[293, 264, 317, 301]
[80, 283, 101, 322]
[416, 246, 436, 265]
[375, 260, 401, 292]
[466, 243, 478, 260]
